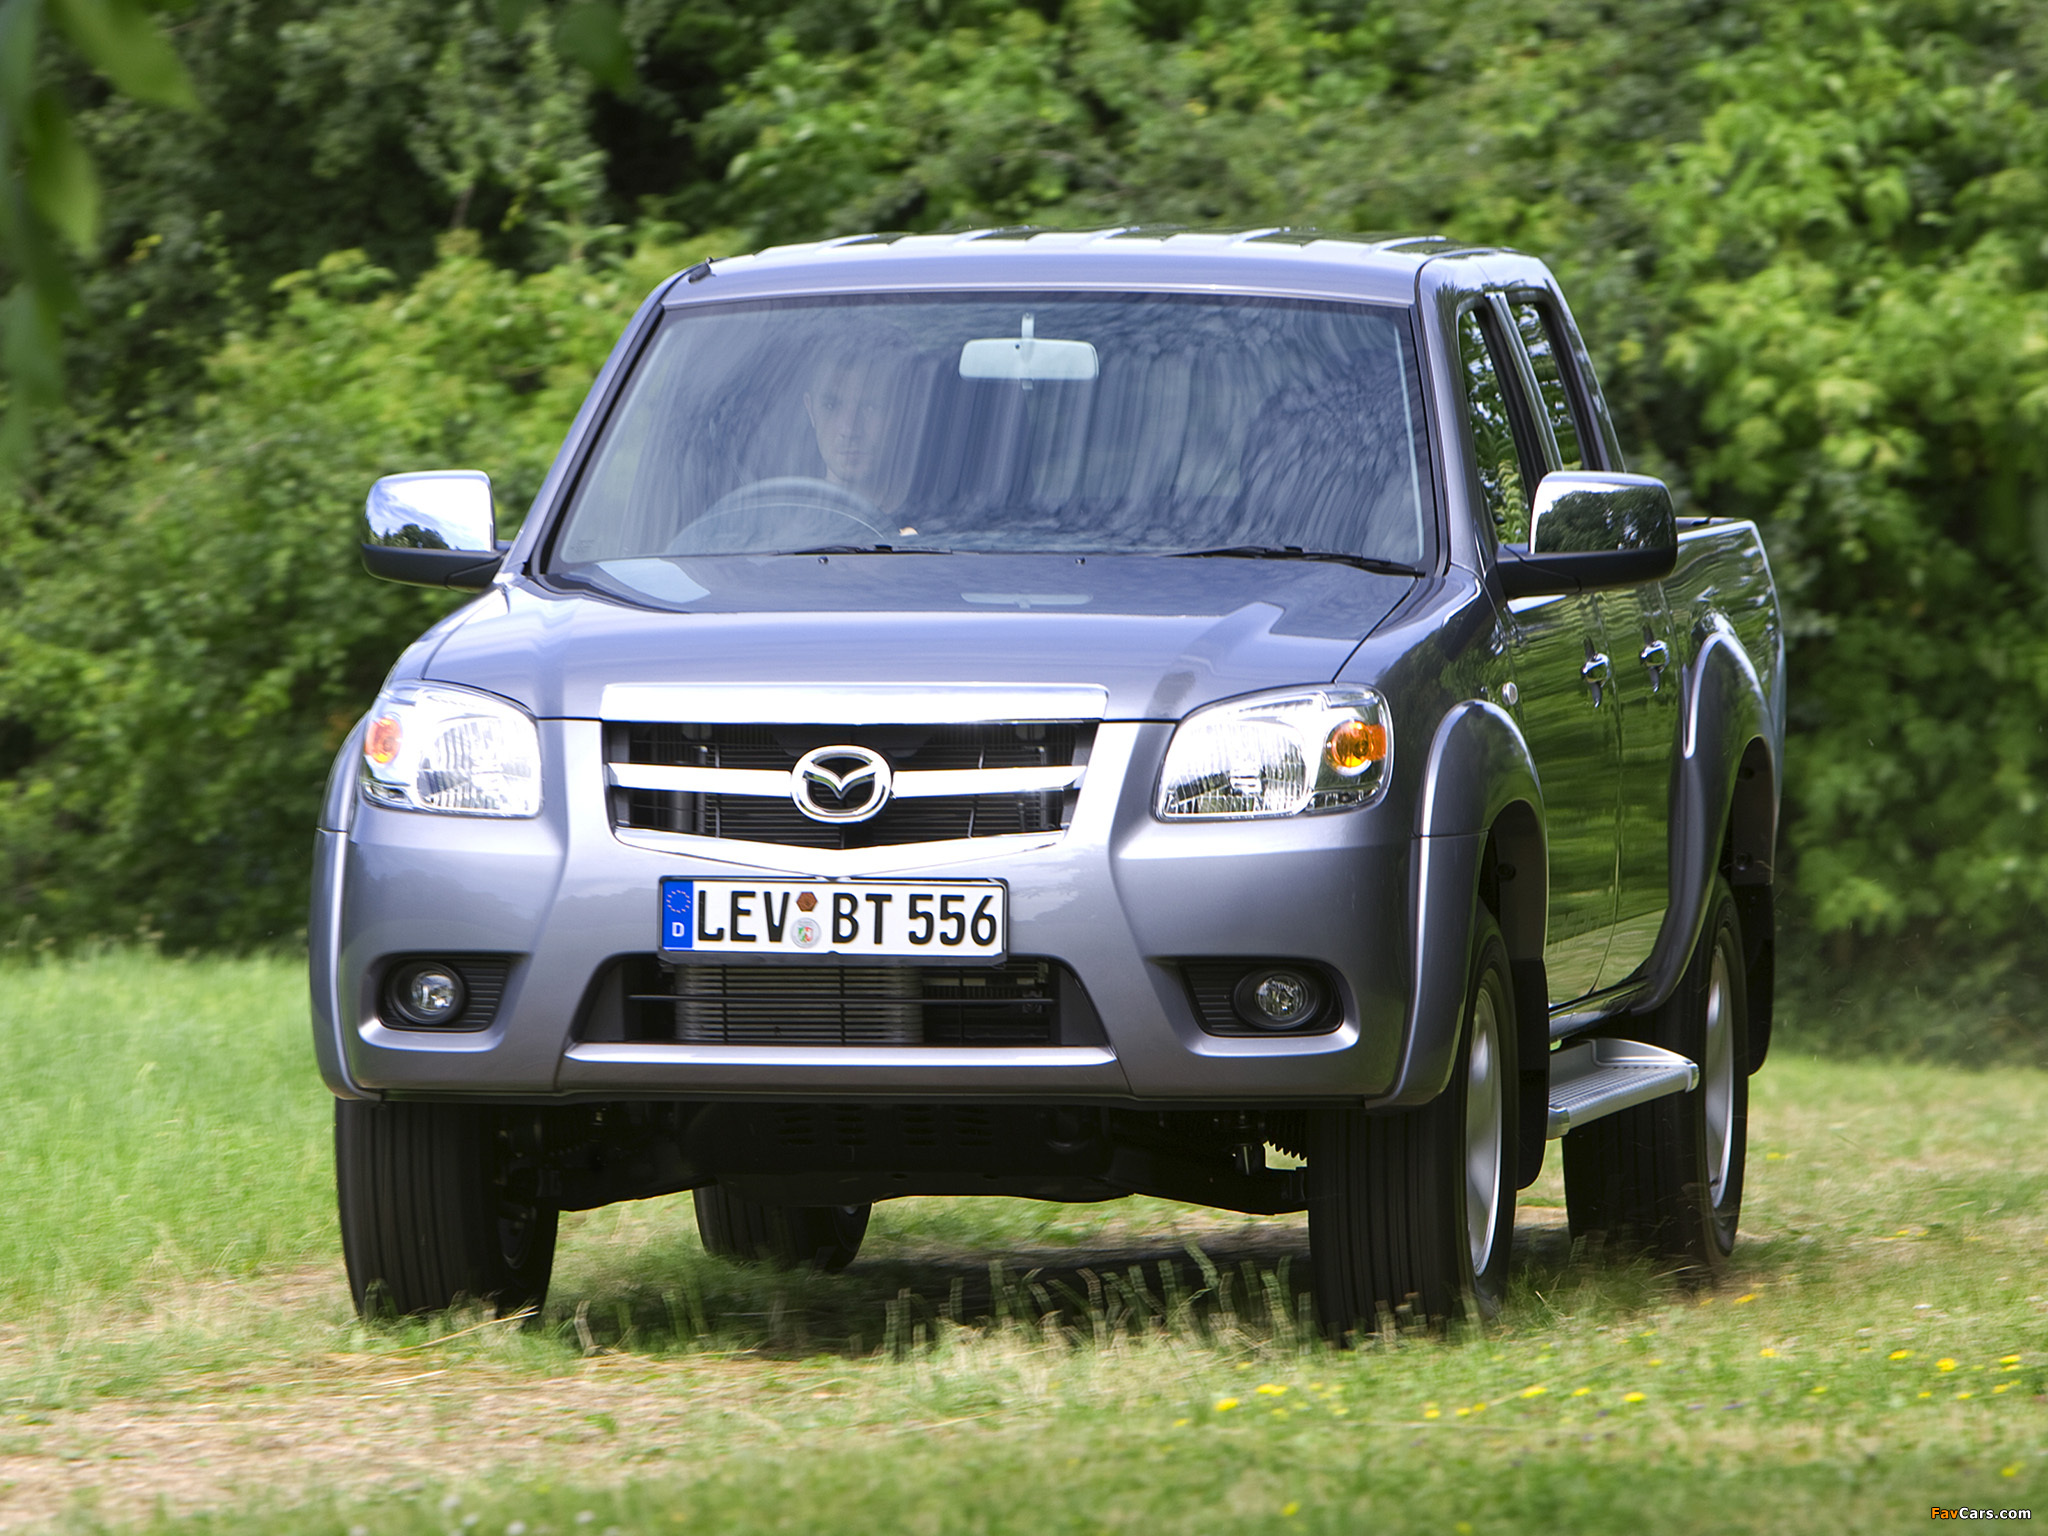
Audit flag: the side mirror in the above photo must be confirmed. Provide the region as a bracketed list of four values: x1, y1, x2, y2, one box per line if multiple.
[1495, 472, 1677, 598]
[361, 471, 505, 589]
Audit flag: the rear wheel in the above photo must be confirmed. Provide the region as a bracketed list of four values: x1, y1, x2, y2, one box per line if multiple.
[693, 1185, 870, 1271]
[1309, 911, 1517, 1335]
[1563, 875, 1750, 1272]
[335, 1100, 558, 1318]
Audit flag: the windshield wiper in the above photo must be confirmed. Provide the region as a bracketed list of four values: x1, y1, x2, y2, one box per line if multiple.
[1174, 546, 1422, 577]
[785, 544, 951, 556]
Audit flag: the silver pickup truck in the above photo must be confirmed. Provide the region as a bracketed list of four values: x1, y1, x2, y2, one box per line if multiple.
[314, 229, 1783, 1335]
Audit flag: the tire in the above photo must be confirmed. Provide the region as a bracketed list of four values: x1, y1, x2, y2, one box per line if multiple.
[335, 1100, 558, 1318]
[693, 1185, 870, 1271]
[1309, 910, 1517, 1335]
[1563, 875, 1750, 1273]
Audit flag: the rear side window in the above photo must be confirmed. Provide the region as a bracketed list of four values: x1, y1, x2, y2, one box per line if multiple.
[1510, 299, 1588, 473]
[1457, 307, 1534, 543]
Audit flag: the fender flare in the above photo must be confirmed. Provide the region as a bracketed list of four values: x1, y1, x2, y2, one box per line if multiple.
[1632, 619, 1780, 1015]
[1379, 700, 1548, 1106]
[310, 717, 375, 1100]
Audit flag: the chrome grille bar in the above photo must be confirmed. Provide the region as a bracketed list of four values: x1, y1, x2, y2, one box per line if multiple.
[605, 763, 1084, 798]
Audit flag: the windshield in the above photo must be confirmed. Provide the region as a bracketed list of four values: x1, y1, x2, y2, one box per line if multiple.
[548, 292, 1433, 570]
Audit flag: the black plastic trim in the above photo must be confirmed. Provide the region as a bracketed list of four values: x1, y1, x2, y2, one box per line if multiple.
[361, 544, 504, 589]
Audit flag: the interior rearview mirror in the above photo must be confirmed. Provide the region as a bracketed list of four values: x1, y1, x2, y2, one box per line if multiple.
[959, 314, 1099, 382]
[361, 470, 505, 589]
[1496, 471, 1677, 597]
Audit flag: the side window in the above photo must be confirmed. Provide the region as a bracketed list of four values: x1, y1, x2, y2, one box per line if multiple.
[1510, 299, 1590, 473]
[1457, 306, 1535, 543]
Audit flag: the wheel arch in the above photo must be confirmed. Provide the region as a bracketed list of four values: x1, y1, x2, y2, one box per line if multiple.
[1381, 701, 1547, 1107]
[1725, 735, 1777, 1071]
[1632, 623, 1780, 1025]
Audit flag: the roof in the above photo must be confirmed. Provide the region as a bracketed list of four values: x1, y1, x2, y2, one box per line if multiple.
[669, 226, 1504, 306]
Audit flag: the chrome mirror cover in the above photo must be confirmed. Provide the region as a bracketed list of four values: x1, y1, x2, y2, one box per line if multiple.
[365, 470, 497, 553]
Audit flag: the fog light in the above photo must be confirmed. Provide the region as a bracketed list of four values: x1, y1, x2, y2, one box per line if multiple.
[1232, 968, 1324, 1031]
[388, 962, 467, 1027]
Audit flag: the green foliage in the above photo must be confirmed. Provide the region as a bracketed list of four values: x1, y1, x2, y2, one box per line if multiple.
[1626, 2, 2048, 976]
[0, 233, 713, 946]
[0, 0, 195, 462]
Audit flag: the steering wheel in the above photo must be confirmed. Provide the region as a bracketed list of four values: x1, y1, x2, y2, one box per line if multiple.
[669, 477, 891, 553]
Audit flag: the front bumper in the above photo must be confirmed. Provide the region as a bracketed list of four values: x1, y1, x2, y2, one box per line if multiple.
[313, 720, 1419, 1104]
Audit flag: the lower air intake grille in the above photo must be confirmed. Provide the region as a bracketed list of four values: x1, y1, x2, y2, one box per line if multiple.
[625, 958, 1081, 1047]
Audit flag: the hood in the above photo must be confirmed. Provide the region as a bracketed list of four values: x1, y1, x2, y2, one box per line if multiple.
[424, 553, 1414, 720]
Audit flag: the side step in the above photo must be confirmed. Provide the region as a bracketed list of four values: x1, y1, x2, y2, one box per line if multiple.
[1546, 1038, 1698, 1138]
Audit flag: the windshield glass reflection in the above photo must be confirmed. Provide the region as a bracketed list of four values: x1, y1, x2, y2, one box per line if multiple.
[552, 292, 1432, 568]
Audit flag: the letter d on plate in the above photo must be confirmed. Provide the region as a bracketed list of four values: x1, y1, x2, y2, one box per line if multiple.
[661, 879, 695, 951]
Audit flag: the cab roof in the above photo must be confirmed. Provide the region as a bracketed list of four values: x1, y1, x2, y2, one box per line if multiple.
[668, 227, 1505, 308]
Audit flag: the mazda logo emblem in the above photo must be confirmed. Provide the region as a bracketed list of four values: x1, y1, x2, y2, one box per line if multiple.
[790, 745, 894, 824]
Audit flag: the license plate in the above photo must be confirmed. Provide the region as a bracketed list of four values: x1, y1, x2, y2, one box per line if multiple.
[659, 878, 1007, 959]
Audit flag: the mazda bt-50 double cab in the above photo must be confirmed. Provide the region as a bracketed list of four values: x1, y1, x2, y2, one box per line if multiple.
[315, 228, 1782, 1333]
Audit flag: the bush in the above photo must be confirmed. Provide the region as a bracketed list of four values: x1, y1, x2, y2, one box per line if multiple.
[0, 233, 714, 948]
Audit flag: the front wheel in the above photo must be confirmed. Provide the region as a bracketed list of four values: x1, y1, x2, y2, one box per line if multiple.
[1309, 911, 1517, 1334]
[335, 1100, 558, 1318]
[693, 1185, 870, 1271]
[1563, 875, 1750, 1272]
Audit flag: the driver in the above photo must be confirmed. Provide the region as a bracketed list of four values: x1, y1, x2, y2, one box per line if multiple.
[803, 326, 923, 519]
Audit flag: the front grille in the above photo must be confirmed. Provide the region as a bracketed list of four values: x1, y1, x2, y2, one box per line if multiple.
[606, 720, 1087, 849]
[575, 956, 1100, 1047]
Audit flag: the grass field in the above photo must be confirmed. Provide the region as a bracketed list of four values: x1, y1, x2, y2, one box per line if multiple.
[1, 952, 2043, 1533]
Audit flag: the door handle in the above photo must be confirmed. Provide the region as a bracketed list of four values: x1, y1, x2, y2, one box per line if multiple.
[1581, 650, 1611, 707]
[1639, 638, 1671, 691]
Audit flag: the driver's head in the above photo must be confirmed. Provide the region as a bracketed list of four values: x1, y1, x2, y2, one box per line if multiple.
[804, 324, 921, 507]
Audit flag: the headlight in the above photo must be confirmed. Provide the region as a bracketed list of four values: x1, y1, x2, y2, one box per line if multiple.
[359, 682, 541, 817]
[1156, 686, 1391, 819]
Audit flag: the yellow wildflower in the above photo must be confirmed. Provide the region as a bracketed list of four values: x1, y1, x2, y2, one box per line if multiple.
[1937, 1358, 1958, 1372]
[1520, 1385, 1547, 1399]
[1215, 1398, 1240, 1412]
[1623, 1391, 1647, 1404]
[1888, 1350, 1913, 1360]
[1256, 1384, 1287, 1397]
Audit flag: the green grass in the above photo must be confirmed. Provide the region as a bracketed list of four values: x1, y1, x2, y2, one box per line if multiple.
[2, 952, 2044, 1533]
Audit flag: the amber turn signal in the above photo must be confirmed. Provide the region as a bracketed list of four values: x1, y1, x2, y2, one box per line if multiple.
[1324, 719, 1388, 774]
[365, 715, 403, 766]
